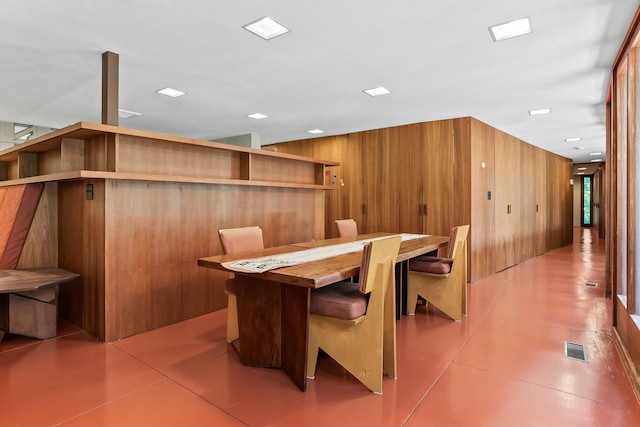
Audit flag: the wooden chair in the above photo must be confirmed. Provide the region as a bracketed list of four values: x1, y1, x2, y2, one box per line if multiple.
[306, 235, 401, 394]
[218, 226, 264, 343]
[406, 225, 470, 321]
[335, 219, 358, 237]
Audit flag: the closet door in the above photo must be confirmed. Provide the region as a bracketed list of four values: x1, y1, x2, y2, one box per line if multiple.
[360, 129, 396, 233]
[423, 120, 455, 236]
[520, 142, 537, 261]
[342, 133, 366, 233]
[534, 147, 547, 255]
[391, 124, 424, 234]
[495, 131, 521, 271]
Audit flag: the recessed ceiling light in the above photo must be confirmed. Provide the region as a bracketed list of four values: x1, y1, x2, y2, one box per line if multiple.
[577, 172, 585, 175]
[529, 108, 551, 116]
[363, 86, 391, 97]
[308, 129, 325, 134]
[591, 159, 603, 162]
[578, 167, 587, 170]
[565, 137, 581, 142]
[118, 109, 142, 119]
[247, 113, 268, 120]
[156, 87, 186, 98]
[489, 17, 533, 41]
[243, 16, 290, 40]
[589, 152, 602, 156]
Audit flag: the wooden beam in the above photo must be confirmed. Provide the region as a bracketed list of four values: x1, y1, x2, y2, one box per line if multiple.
[101, 51, 119, 126]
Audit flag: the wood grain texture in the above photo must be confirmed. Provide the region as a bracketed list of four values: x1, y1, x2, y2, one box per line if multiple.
[17, 182, 58, 268]
[534, 147, 547, 256]
[468, 118, 495, 281]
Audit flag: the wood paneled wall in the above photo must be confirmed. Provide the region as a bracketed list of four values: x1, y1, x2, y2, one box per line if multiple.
[40, 179, 325, 342]
[267, 116, 574, 282]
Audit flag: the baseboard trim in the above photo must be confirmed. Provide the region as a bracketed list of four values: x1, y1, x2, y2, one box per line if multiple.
[613, 327, 640, 403]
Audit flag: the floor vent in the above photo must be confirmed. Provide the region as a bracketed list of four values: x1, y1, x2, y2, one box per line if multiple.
[564, 341, 588, 362]
[585, 281, 598, 287]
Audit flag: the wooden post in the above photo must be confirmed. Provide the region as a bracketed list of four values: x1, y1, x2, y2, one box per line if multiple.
[102, 51, 119, 126]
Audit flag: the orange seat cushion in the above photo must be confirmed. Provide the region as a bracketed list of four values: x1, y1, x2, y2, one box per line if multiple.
[409, 256, 453, 274]
[310, 281, 367, 320]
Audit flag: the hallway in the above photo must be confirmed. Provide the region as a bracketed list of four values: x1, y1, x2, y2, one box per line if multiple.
[1, 228, 639, 426]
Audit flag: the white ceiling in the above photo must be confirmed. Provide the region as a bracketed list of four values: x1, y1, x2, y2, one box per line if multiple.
[1, 0, 638, 164]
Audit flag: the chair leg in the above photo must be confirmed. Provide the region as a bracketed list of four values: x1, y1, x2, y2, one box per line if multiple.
[406, 280, 420, 315]
[226, 293, 239, 343]
[306, 323, 320, 379]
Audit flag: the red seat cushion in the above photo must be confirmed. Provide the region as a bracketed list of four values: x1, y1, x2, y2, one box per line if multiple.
[310, 281, 367, 320]
[409, 256, 453, 274]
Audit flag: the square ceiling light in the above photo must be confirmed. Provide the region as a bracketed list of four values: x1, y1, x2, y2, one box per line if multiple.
[565, 137, 581, 142]
[363, 86, 391, 97]
[308, 129, 325, 134]
[243, 16, 290, 40]
[247, 113, 268, 119]
[489, 17, 533, 41]
[156, 87, 186, 98]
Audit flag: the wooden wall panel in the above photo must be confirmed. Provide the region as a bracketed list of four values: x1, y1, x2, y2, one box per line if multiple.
[545, 152, 574, 251]
[388, 124, 424, 234]
[534, 147, 547, 255]
[424, 121, 455, 236]
[495, 130, 521, 271]
[100, 180, 322, 341]
[468, 118, 495, 281]
[117, 136, 240, 179]
[520, 142, 537, 261]
[267, 116, 574, 282]
[58, 179, 106, 340]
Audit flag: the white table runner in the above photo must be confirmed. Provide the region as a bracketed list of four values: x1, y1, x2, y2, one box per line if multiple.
[222, 233, 429, 273]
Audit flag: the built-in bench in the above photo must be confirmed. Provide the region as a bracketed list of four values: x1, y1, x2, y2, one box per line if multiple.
[0, 183, 79, 341]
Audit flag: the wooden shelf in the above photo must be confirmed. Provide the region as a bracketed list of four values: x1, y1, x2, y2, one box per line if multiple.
[0, 121, 339, 189]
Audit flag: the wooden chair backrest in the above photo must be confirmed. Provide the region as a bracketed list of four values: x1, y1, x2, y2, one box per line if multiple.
[358, 235, 402, 295]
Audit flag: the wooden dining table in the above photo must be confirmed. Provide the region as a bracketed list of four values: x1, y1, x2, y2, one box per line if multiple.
[197, 232, 448, 391]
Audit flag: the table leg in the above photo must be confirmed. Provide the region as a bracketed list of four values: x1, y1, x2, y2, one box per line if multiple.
[235, 276, 282, 368]
[234, 275, 309, 392]
[281, 285, 310, 392]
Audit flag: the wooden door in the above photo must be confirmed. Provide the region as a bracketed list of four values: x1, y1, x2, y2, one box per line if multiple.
[468, 118, 496, 281]
[534, 147, 547, 255]
[423, 120, 455, 236]
[389, 123, 424, 234]
[520, 142, 537, 261]
[359, 129, 396, 233]
[494, 131, 520, 271]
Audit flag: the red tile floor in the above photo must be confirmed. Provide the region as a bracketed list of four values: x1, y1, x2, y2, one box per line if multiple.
[2, 228, 640, 426]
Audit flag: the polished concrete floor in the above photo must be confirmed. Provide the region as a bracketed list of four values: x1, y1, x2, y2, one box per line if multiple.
[2, 228, 640, 426]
